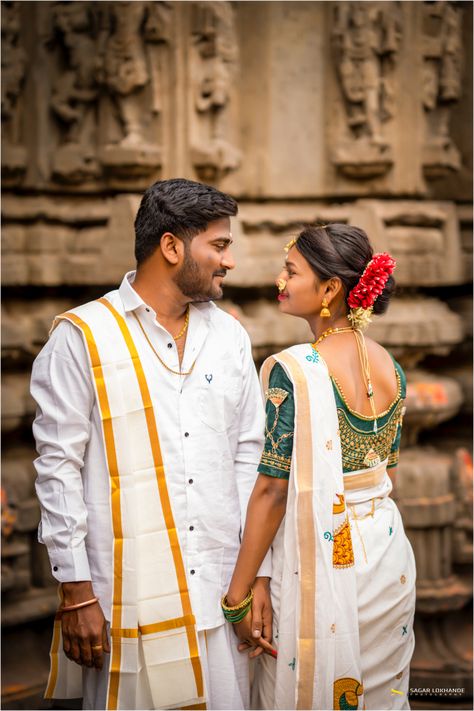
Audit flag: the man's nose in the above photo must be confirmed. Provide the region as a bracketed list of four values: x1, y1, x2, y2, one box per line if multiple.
[221, 249, 235, 270]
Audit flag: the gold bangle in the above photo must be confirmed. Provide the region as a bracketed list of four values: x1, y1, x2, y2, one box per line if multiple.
[221, 588, 253, 612]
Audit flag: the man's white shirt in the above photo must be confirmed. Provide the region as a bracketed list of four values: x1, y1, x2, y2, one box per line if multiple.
[31, 272, 269, 630]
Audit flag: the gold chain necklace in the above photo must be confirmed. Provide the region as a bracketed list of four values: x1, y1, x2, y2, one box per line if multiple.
[313, 326, 354, 347]
[312, 326, 378, 431]
[174, 307, 189, 341]
[133, 312, 196, 376]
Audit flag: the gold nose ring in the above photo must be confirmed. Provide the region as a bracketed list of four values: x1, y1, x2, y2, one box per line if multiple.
[277, 278, 287, 293]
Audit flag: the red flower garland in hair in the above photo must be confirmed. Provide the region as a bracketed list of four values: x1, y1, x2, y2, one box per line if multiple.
[347, 253, 396, 311]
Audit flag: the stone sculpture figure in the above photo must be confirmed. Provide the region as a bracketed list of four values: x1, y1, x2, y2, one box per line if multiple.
[190, 1, 241, 182]
[331, 1, 402, 178]
[97, 1, 168, 175]
[422, 1, 463, 178]
[1, 1, 27, 183]
[50, 1, 100, 183]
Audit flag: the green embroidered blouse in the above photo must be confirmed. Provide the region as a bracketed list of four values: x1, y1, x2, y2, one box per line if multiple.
[258, 357, 406, 480]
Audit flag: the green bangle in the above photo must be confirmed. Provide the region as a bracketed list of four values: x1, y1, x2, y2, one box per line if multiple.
[221, 588, 253, 624]
[222, 602, 251, 624]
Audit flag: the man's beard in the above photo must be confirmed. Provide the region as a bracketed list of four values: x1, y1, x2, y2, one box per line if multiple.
[174, 246, 226, 302]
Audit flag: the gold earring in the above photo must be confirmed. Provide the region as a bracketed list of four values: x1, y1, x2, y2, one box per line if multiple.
[277, 278, 287, 293]
[320, 298, 331, 318]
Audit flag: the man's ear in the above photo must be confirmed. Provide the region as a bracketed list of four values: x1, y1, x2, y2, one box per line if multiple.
[160, 232, 184, 266]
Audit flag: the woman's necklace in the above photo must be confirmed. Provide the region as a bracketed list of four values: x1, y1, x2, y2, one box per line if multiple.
[312, 326, 378, 431]
[133, 311, 196, 376]
[313, 326, 354, 347]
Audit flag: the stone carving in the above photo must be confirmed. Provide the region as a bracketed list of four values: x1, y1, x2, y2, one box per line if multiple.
[49, 1, 101, 183]
[190, 1, 241, 182]
[1, 1, 27, 183]
[397, 447, 472, 693]
[331, 1, 402, 178]
[97, 1, 170, 177]
[422, 1, 463, 178]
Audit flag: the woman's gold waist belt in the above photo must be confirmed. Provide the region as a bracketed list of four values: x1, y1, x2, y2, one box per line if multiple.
[343, 461, 387, 491]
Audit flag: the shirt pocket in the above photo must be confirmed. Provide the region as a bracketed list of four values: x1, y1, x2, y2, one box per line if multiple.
[198, 374, 240, 432]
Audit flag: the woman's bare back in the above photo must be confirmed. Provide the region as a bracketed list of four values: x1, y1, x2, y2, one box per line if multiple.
[317, 333, 399, 417]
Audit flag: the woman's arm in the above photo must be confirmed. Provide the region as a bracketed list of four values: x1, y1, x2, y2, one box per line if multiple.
[227, 474, 288, 604]
[226, 473, 289, 655]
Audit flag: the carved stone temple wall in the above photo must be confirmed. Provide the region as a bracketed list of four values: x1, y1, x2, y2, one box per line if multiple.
[1, 1, 472, 708]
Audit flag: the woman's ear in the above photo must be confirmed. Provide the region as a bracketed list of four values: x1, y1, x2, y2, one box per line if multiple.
[160, 233, 184, 266]
[325, 276, 343, 302]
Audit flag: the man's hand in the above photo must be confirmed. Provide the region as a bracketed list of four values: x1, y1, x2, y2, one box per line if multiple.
[61, 581, 110, 670]
[235, 577, 276, 659]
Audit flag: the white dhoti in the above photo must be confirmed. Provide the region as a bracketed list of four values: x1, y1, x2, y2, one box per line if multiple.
[83, 624, 249, 710]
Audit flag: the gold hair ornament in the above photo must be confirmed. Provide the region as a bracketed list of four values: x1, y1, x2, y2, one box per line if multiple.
[284, 237, 297, 253]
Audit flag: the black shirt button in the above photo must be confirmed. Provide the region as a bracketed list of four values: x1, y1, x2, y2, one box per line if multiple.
[189, 525, 194, 531]
[53, 566, 58, 572]
[145, 307, 150, 312]
[190, 569, 195, 575]
[188, 478, 193, 484]
[184, 432, 189, 437]
[167, 343, 173, 349]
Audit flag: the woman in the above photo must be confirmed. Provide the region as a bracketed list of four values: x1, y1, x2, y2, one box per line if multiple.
[221, 224, 416, 710]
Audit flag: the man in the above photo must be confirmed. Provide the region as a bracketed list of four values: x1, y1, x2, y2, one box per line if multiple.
[32, 178, 272, 710]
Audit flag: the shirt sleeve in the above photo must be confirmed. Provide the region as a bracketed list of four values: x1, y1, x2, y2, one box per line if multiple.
[388, 362, 406, 470]
[232, 323, 272, 577]
[258, 363, 295, 480]
[31, 321, 94, 582]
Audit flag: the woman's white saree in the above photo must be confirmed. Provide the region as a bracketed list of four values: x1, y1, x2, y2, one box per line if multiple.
[256, 344, 415, 711]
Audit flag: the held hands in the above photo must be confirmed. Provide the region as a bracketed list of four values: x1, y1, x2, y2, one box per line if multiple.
[60, 582, 110, 670]
[234, 577, 277, 659]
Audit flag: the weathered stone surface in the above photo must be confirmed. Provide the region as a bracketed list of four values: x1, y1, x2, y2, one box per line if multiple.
[1, 194, 136, 286]
[367, 297, 463, 366]
[403, 371, 463, 443]
[355, 200, 466, 286]
[2, 450, 37, 502]
[397, 447, 472, 614]
[2, 374, 36, 432]
[2, 298, 72, 358]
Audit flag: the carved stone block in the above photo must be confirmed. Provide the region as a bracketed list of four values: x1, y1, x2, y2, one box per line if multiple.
[397, 447, 472, 612]
[355, 200, 465, 286]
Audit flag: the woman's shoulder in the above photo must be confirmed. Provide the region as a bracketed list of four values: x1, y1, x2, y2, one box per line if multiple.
[268, 360, 293, 390]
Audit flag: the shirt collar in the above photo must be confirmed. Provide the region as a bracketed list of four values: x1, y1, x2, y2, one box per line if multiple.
[118, 271, 144, 313]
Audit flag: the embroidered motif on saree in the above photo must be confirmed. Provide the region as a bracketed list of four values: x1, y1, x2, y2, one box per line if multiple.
[333, 678, 364, 710]
[333, 517, 355, 569]
[266, 387, 289, 408]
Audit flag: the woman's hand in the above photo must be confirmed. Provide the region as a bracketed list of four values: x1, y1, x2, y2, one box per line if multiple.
[233, 578, 277, 659]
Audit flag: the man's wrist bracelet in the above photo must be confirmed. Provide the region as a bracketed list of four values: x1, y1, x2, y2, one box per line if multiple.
[60, 597, 99, 613]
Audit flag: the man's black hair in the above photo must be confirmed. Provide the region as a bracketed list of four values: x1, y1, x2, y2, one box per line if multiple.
[134, 178, 238, 265]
